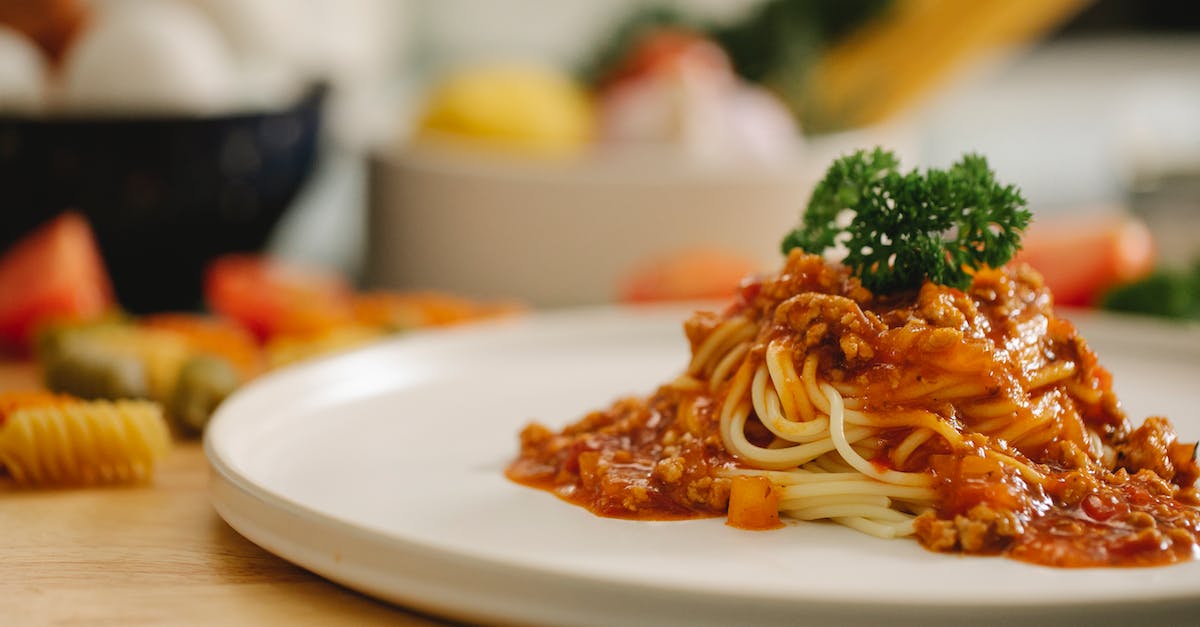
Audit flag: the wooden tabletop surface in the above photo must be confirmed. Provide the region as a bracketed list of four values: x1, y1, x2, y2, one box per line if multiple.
[0, 362, 446, 626]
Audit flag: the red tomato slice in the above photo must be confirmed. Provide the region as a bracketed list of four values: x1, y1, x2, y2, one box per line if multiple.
[1012, 214, 1156, 307]
[204, 255, 353, 342]
[599, 30, 732, 90]
[0, 212, 114, 350]
[620, 248, 760, 304]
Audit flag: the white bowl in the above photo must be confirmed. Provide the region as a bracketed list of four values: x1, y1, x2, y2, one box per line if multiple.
[366, 129, 914, 307]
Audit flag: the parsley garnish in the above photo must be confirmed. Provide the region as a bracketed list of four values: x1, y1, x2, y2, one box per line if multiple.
[782, 148, 1031, 293]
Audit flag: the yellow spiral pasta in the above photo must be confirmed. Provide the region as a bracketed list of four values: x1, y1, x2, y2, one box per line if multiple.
[0, 395, 171, 486]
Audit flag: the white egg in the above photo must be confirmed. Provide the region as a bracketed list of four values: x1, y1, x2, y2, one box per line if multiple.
[60, 0, 239, 115]
[186, 0, 306, 66]
[187, 0, 309, 108]
[234, 60, 306, 110]
[0, 25, 47, 114]
[291, 0, 399, 82]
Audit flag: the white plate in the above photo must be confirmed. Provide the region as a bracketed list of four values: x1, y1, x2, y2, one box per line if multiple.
[206, 305, 1200, 626]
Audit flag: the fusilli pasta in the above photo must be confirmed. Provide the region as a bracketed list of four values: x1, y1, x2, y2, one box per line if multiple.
[0, 393, 171, 486]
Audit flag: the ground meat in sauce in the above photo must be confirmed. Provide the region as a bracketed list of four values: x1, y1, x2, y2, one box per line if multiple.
[508, 386, 733, 519]
[508, 251, 1200, 567]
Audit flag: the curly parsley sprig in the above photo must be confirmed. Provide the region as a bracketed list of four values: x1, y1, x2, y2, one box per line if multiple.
[782, 148, 1031, 293]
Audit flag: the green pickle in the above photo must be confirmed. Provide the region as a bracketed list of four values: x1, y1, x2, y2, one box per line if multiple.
[169, 355, 240, 434]
[39, 326, 151, 401]
[37, 321, 243, 435]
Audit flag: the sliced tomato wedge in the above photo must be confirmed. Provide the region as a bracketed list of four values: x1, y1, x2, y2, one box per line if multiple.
[203, 254, 353, 342]
[0, 212, 114, 350]
[599, 29, 732, 90]
[619, 248, 760, 304]
[1013, 214, 1156, 307]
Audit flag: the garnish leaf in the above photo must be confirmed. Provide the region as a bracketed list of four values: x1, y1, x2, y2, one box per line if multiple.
[782, 148, 1031, 293]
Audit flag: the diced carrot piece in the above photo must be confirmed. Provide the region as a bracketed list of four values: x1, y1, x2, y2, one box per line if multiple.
[140, 313, 261, 379]
[727, 474, 782, 530]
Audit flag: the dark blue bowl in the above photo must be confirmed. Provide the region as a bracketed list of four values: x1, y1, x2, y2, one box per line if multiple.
[0, 86, 325, 313]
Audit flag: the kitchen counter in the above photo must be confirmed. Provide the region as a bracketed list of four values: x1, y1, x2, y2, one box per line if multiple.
[0, 362, 445, 626]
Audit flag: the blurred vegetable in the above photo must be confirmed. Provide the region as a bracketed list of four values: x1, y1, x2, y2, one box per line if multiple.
[267, 291, 524, 368]
[712, 0, 889, 127]
[24, 250, 526, 434]
[1101, 260, 1200, 320]
[1013, 214, 1155, 307]
[579, 6, 696, 87]
[0, 212, 115, 352]
[265, 326, 383, 370]
[352, 292, 522, 330]
[417, 64, 595, 157]
[204, 254, 353, 342]
[583, 0, 1090, 133]
[620, 249, 759, 303]
[169, 355, 240, 434]
[595, 29, 730, 89]
[40, 324, 190, 403]
[39, 320, 245, 434]
[41, 332, 149, 401]
[140, 313, 261, 379]
[581, 1, 889, 131]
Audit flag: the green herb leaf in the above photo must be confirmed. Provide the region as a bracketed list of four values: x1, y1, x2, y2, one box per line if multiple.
[782, 148, 1031, 293]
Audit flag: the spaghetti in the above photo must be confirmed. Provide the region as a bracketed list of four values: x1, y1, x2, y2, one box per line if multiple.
[508, 251, 1200, 567]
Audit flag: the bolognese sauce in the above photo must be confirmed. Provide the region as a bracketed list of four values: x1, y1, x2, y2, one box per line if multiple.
[508, 251, 1200, 567]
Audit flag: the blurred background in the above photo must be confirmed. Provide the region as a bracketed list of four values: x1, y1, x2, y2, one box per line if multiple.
[1, 0, 1199, 364]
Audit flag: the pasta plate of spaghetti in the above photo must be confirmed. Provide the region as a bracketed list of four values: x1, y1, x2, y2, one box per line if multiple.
[207, 150, 1200, 627]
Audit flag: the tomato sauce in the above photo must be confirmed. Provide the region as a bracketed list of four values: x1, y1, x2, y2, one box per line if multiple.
[1010, 473, 1200, 567]
[507, 386, 735, 520]
[508, 252, 1200, 567]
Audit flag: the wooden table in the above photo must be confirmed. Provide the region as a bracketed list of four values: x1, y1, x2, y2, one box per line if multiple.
[1, 362, 446, 626]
